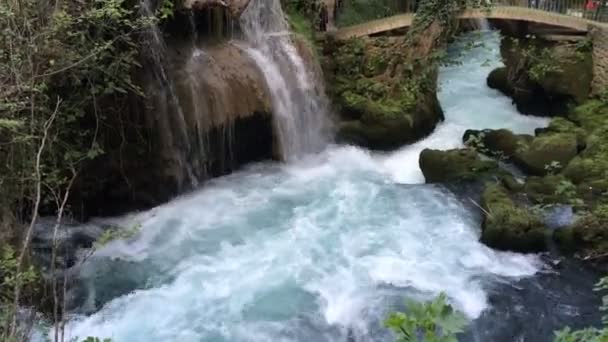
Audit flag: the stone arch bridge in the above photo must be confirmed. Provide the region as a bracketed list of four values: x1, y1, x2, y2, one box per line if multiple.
[331, 6, 605, 40]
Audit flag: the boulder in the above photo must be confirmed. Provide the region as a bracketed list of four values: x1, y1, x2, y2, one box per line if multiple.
[463, 129, 532, 159]
[480, 183, 547, 253]
[486, 67, 512, 96]
[338, 95, 443, 150]
[419, 148, 499, 183]
[513, 133, 578, 176]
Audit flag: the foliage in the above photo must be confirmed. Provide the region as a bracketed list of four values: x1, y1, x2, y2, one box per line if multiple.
[508, 36, 563, 82]
[0, 0, 171, 339]
[0, 245, 38, 339]
[336, 0, 405, 27]
[385, 293, 467, 342]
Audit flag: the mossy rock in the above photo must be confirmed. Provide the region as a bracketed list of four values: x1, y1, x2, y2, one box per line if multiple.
[463, 129, 532, 159]
[338, 115, 427, 150]
[523, 174, 583, 206]
[513, 133, 578, 176]
[480, 183, 547, 253]
[554, 204, 608, 257]
[419, 148, 500, 183]
[535, 117, 586, 150]
[495, 37, 592, 116]
[536, 43, 592, 104]
[326, 36, 444, 150]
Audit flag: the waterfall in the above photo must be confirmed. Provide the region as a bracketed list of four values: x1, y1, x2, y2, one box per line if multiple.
[239, 0, 330, 160]
[139, 0, 201, 187]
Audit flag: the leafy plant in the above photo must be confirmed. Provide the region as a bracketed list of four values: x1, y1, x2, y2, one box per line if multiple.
[385, 293, 467, 342]
[94, 224, 142, 248]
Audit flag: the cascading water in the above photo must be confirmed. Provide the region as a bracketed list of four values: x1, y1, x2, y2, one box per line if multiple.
[50, 31, 603, 342]
[239, 0, 330, 160]
[140, 0, 200, 187]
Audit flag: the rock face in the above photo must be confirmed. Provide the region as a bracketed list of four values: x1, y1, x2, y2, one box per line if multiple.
[480, 183, 547, 253]
[419, 148, 499, 183]
[71, 11, 277, 218]
[487, 36, 593, 116]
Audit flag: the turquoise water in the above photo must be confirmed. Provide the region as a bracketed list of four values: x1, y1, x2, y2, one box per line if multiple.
[59, 31, 551, 341]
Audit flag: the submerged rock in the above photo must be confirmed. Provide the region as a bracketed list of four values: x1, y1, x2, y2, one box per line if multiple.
[419, 148, 499, 183]
[480, 183, 547, 253]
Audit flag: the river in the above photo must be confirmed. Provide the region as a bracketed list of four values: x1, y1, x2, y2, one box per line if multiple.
[54, 31, 602, 342]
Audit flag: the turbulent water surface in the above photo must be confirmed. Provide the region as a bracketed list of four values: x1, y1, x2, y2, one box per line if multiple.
[57, 32, 602, 342]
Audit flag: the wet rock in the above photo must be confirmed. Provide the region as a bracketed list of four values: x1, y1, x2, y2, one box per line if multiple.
[486, 67, 511, 96]
[480, 183, 547, 253]
[419, 148, 499, 183]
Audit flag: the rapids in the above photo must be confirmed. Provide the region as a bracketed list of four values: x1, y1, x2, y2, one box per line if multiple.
[53, 31, 602, 342]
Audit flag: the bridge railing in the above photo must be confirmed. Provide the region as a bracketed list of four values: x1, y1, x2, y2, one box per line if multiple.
[333, 0, 608, 28]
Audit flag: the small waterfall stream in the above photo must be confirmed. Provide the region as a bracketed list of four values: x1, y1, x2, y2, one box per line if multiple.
[239, 0, 330, 159]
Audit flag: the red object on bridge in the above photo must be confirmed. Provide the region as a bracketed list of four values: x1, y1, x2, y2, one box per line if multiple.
[586, 0, 599, 10]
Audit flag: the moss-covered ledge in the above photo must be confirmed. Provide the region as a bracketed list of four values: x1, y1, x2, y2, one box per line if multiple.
[323, 36, 444, 150]
[487, 36, 593, 117]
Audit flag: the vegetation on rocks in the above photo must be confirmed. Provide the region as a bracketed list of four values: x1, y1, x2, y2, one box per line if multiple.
[487, 35, 593, 116]
[325, 0, 491, 149]
[463, 97, 608, 260]
[480, 183, 547, 253]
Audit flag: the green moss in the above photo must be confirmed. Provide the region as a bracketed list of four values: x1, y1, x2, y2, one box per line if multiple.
[419, 148, 500, 183]
[555, 204, 608, 257]
[332, 37, 424, 120]
[480, 183, 547, 253]
[569, 100, 608, 130]
[285, 9, 314, 43]
[513, 132, 578, 176]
